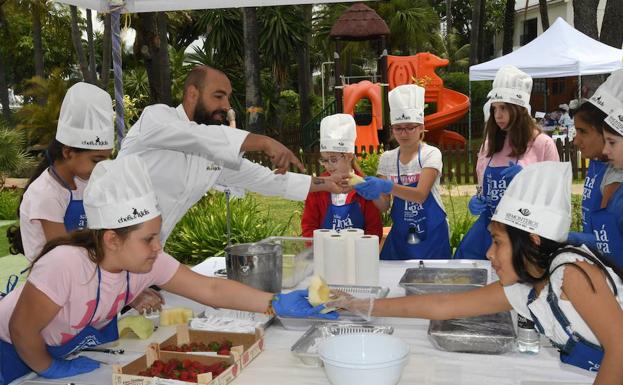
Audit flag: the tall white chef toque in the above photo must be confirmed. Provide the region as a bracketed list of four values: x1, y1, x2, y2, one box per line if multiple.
[320, 113, 357, 153]
[484, 65, 532, 122]
[589, 69, 623, 114]
[389, 84, 425, 125]
[84, 155, 161, 229]
[492, 161, 572, 242]
[56, 82, 114, 150]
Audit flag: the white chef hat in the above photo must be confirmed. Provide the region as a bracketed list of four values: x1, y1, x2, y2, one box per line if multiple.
[319, 114, 357, 153]
[56, 82, 114, 150]
[604, 107, 623, 136]
[492, 161, 571, 242]
[486, 65, 532, 110]
[558, 103, 569, 111]
[588, 69, 623, 114]
[389, 84, 425, 125]
[84, 155, 160, 229]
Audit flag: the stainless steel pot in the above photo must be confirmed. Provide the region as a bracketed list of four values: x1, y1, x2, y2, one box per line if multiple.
[225, 242, 283, 293]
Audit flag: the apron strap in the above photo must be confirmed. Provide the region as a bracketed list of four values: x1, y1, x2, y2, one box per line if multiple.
[88, 267, 131, 326]
[49, 165, 75, 200]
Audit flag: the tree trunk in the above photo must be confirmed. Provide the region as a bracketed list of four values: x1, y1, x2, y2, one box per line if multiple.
[572, 0, 599, 40]
[600, 0, 623, 48]
[242, 7, 263, 134]
[70, 5, 94, 84]
[446, 0, 452, 35]
[469, 0, 483, 65]
[32, 1, 44, 79]
[538, 0, 549, 31]
[477, 0, 487, 62]
[100, 14, 111, 89]
[157, 12, 171, 105]
[136, 12, 165, 104]
[297, 5, 312, 138]
[86, 9, 97, 83]
[0, 48, 10, 123]
[502, 0, 515, 54]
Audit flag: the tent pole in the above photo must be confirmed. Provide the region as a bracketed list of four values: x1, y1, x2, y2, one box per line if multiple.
[468, 81, 472, 165]
[111, 2, 125, 147]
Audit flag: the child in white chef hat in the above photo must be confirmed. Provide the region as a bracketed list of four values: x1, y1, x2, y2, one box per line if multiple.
[301, 113, 382, 238]
[333, 161, 623, 380]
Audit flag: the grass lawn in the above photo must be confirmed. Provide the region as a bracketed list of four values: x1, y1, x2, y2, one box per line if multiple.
[0, 225, 10, 256]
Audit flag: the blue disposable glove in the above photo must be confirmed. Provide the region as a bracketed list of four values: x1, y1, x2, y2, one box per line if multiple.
[500, 161, 523, 180]
[39, 357, 100, 379]
[354, 176, 394, 200]
[468, 195, 487, 216]
[566, 231, 597, 249]
[272, 289, 339, 320]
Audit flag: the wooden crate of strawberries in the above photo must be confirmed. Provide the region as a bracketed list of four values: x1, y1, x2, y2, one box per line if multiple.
[112, 344, 239, 385]
[157, 325, 264, 368]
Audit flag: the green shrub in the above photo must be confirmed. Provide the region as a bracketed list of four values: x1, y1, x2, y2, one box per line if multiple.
[165, 192, 293, 264]
[443, 184, 477, 254]
[0, 188, 21, 220]
[570, 194, 583, 233]
[358, 147, 382, 177]
[0, 128, 34, 186]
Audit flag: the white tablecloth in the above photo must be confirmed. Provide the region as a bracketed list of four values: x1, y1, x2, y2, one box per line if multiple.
[13, 259, 596, 385]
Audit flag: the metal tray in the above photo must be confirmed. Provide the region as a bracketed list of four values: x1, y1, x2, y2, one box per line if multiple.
[399, 266, 488, 295]
[196, 307, 274, 330]
[291, 323, 394, 366]
[277, 284, 389, 330]
[428, 311, 516, 354]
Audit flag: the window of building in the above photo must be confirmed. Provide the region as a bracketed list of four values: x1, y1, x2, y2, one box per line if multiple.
[521, 18, 538, 46]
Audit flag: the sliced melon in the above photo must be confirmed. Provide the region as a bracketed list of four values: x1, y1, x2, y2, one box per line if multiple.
[117, 315, 154, 340]
[308, 276, 336, 314]
[348, 172, 365, 186]
[159, 307, 194, 326]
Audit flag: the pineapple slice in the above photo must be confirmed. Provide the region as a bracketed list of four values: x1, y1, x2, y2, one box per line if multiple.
[308, 276, 336, 314]
[117, 315, 154, 340]
[159, 307, 194, 326]
[348, 172, 365, 186]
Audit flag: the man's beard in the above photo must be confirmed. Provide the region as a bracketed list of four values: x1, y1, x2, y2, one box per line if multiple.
[193, 103, 228, 126]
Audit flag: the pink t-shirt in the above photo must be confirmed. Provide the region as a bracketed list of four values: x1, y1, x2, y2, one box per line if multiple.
[19, 170, 88, 261]
[475, 133, 559, 186]
[0, 245, 180, 346]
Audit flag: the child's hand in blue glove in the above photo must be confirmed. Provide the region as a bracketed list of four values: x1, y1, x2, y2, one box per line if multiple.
[272, 289, 338, 320]
[468, 195, 487, 215]
[39, 357, 100, 379]
[500, 161, 523, 180]
[354, 176, 394, 200]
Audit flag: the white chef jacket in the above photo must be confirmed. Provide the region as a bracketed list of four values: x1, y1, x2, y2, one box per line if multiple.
[118, 104, 311, 242]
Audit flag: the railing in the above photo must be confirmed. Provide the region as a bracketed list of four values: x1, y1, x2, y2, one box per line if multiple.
[245, 137, 587, 184]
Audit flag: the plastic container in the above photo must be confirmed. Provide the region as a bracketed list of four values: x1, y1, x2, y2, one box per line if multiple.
[259, 236, 313, 289]
[319, 334, 409, 385]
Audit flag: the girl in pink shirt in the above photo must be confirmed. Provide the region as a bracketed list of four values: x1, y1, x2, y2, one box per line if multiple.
[0, 155, 336, 383]
[454, 65, 559, 260]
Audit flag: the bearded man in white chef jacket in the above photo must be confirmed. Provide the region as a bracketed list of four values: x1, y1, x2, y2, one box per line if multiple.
[118, 65, 347, 243]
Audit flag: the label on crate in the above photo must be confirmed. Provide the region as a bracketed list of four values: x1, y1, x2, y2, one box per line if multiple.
[154, 378, 187, 385]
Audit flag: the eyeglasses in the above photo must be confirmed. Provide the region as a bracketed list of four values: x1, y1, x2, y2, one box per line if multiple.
[391, 125, 419, 134]
[318, 154, 346, 166]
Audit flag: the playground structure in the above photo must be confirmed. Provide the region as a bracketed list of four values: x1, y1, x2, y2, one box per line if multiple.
[319, 2, 469, 150]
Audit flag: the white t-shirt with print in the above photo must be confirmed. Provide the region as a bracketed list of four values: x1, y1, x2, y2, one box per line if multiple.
[377, 144, 445, 211]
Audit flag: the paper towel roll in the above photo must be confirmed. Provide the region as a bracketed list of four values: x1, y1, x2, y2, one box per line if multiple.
[313, 229, 335, 277]
[340, 228, 364, 284]
[323, 234, 349, 285]
[354, 235, 380, 286]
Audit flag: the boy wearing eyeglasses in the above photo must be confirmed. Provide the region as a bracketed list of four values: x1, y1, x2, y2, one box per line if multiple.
[354, 84, 451, 260]
[301, 114, 383, 239]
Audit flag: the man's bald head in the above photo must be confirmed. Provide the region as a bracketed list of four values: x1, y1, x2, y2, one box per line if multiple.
[182, 65, 233, 126]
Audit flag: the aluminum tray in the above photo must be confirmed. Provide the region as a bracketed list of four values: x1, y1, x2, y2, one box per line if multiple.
[196, 307, 274, 330]
[277, 284, 389, 330]
[291, 323, 394, 366]
[428, 311, 516, 354]
[399, 266, 488, 295]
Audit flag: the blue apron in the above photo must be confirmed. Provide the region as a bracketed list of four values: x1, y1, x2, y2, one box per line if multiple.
[380, 147, 451, 260]
[454, 157, 514, 260]
[49, 166, 87, 232]
[527, 283, 605, 372]
[0, 267, 129, 384]
[581, 160, 607, 233]
[589, 184, 623, 269]
[321, 192, 365, 232]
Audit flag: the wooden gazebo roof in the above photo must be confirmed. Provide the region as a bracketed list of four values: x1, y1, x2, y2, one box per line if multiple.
[329, 2, 390, 41]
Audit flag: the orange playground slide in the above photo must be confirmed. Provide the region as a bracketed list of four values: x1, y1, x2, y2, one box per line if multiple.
[342, 53, 470, 148]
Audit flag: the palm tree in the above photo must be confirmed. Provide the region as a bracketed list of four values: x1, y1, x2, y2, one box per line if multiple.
[600, 0, 623, 48]
[69, 5, 93, 84]
[502, 0, 515, 54]
[572, 0, 599, 39]
[538, 0, 549, 31]
[243, 7, 263, 133]
[31, 0, 45, 79]
[469, 0, 483, 65]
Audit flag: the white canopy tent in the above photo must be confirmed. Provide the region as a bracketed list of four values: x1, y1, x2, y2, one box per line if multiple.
[469, 17, 623, 80]
[52, 0, 365, 140]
